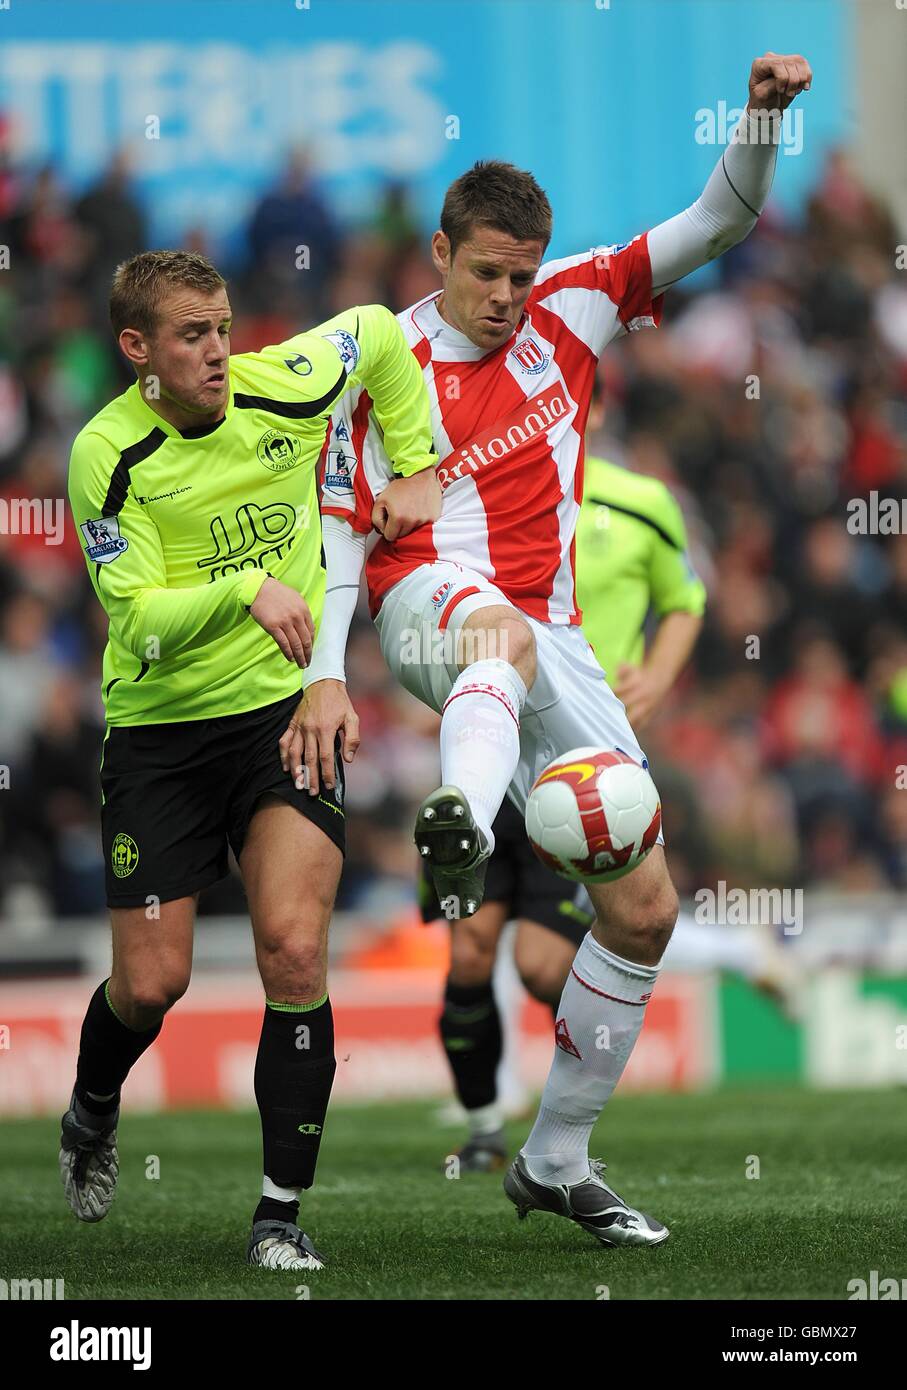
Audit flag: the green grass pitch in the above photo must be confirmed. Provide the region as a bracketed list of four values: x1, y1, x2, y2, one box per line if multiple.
[2, 1087, 905, 1300]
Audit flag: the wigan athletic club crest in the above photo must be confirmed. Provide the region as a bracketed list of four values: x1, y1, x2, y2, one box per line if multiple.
[111, 832, 139, 879]
[257, 429, 302, 473]
[511, 337, 549, 375]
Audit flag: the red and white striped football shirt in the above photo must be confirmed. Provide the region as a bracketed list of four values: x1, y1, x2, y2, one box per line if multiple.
[321, 234, 663, 625]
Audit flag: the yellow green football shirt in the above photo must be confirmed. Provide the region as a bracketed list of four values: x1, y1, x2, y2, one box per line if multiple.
[68, 304, 434, 725]
[576, 455, 706, 676]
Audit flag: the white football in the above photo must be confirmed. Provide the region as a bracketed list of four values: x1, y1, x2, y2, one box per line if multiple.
[525, 746, 661, 884]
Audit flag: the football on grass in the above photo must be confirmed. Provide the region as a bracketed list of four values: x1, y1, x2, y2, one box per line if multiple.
[525, 746, 661, 883]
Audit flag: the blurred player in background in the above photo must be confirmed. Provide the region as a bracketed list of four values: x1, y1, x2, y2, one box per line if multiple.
[419, 376, 706, 1171]
[62, 250, 439, 1273]
[286, 53, 812, 1248]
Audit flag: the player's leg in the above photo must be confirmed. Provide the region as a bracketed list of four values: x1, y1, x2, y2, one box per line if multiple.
[436, 602, 536, 853]
[60, 897, 196, 1223]
[228, 685, 348, 1272]
[510, 832, 595, 1014]
[520, 847, 676, 1177]
[507, 849, 676, 1247]
[240, 797, 342, 1272]
[513, 920, 580, 1012]
[61, 716, 220, 1224]
[440, 898, 510, 1171]
[414, 600, 534, 913]
[421, 796, 518, 1169]
[505, 624, 676, 1245]
[378, 563, 534, 916]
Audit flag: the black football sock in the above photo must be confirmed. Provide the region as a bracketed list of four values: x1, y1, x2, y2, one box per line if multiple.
[73, 980, 162, 1118]
[438, 977, 502, 1112]
[254, 994, 336, 1195]
[253, 1195, 300, 1227]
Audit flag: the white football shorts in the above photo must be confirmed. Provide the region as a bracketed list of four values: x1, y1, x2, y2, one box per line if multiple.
[374, 560, 665, 837]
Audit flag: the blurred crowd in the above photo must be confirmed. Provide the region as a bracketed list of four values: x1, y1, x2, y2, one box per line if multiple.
[1, 126, 906, 926]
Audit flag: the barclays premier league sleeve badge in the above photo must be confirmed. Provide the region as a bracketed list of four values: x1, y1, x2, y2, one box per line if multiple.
[81, 517, 129, 563]
[322, 329, 361, 374]
[324, 446, 354, 492]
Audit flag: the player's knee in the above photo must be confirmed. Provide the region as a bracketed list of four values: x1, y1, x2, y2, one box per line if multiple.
[257, 935, 327, 1000]
[119, 967, 189, 1023]
[498, 617, 536, 687]
[461, 610, 536, 688]
[517, 960, 568, 1008]
[448, 926, 495, 986]
[617, 880, 679, 958]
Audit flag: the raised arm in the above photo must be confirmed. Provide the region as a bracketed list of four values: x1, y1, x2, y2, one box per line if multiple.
[647, 52, 812, 292]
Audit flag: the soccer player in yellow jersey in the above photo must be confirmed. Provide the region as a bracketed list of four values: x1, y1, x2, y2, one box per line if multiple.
[61, 250, 440, 1271]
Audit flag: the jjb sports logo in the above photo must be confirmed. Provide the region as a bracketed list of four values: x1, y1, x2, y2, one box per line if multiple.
[510, 337, 549, 375]
[323, 329, 361, 373]
[81, 517, 128, 564]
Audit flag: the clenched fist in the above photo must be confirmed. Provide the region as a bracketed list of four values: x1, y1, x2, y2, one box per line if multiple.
[748, 51, 812, 113]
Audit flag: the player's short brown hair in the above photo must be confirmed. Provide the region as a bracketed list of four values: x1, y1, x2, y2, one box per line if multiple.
[440, 161, 553, 257]
[109, 250, 227, 338]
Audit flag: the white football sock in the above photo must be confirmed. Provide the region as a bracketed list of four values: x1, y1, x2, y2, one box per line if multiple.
[440, 658, 527, 849]
[521, 932, 659, 1187]
[466, 1100, 505, 1138]
[263, 1177, 302, 1203]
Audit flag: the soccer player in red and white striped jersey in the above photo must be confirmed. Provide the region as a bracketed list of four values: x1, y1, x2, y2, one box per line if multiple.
[285, 52, 812, 1248]
[321, 230, 663, 628]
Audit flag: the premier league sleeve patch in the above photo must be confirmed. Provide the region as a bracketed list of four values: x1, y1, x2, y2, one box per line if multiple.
[324, 446, 355, 492]
[80, 516, 129, 563]
[322, 329, 362, 375]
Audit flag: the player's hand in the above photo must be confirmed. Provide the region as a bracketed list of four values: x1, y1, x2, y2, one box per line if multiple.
[278, 679, 360, 796]
[372, 467, 442, 542]
[747, 52, 812, 113]
[613, 663, 670, 732]
[249, 577, 314, 667]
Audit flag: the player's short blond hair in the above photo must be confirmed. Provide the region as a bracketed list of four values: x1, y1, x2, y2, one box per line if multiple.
[441, 161, 553, 256]
[109, 250, 227, 338]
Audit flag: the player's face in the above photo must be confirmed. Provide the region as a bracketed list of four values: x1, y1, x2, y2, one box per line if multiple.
[432, 227, 544, 350]
[144, 288, 233, 419]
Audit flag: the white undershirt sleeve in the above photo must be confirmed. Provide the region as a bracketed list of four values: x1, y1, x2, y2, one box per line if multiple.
[647, 107, 782, 293]
[302, 513, 367, 687]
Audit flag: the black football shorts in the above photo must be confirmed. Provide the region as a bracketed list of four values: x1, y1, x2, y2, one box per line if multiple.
[100, 688, 345, 909]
